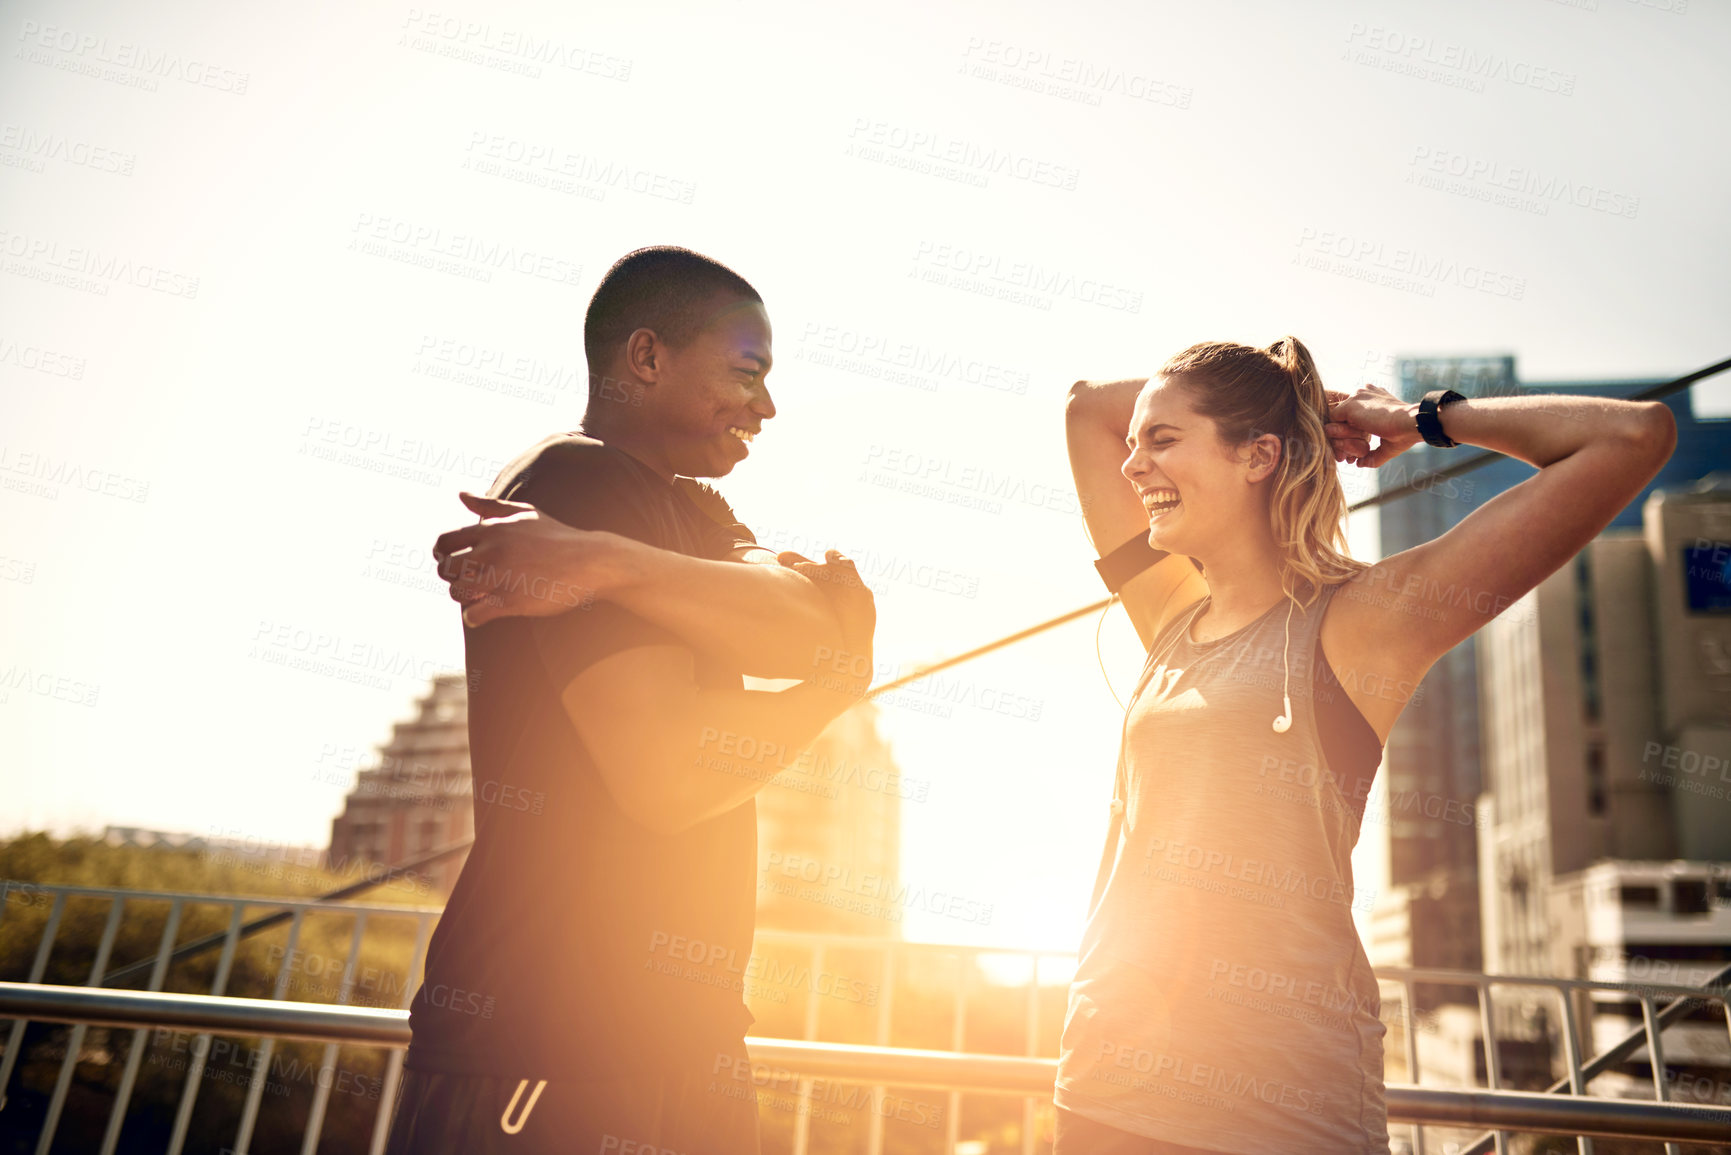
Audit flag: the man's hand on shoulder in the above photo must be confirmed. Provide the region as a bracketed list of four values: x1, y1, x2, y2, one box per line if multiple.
[434, 492, 638, 628]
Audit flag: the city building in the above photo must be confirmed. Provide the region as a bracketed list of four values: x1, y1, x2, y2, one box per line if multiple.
[1472, 473, 1731, 1094]
[327, 673, 474, 896]
[1369, 356, 1731, 993]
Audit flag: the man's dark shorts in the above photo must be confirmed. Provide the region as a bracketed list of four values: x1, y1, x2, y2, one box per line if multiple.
[384, 1052, 761, 1155]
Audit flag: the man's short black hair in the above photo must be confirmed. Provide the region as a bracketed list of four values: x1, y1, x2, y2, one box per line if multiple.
[583, 246, 762, 370]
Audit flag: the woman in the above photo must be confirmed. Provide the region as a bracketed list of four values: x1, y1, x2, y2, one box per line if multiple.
[1054, 338, 1675, 1154]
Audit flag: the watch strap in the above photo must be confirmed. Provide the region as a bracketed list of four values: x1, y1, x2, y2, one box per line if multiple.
[1416, 388, 1466, 448]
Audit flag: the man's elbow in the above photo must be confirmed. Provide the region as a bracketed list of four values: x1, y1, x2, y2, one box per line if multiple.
[758, 587, 849, 681]
[1629, 400, 1678, 459]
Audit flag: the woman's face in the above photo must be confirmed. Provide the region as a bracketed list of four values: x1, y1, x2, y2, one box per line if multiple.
[1120, 375, 1265, 555]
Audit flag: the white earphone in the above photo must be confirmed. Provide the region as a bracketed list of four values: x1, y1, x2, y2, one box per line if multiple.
[1272, 597, 1296, 733]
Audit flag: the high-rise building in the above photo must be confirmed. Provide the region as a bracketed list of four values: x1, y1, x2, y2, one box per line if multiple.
[1370, 357, 1730, 987]
[1475, 475, 1731, 1093]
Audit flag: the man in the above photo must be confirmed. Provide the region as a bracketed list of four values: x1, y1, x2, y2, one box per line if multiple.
[386, 246, 875, 1154]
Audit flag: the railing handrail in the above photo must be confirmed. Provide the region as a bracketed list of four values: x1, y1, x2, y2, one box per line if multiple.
[1372, 965, 1731, 1003]
[3, 982, 1729, 1144]
[2, 880, 446, 917]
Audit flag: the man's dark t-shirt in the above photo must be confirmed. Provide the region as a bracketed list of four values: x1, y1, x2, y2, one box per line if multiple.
[405, 433, 760, 1083]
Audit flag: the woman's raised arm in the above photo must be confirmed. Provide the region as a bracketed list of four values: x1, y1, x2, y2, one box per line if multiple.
[1331, 386, 1677, 676]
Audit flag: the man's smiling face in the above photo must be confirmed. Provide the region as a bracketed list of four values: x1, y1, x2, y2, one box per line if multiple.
[649, 297, 776, 479]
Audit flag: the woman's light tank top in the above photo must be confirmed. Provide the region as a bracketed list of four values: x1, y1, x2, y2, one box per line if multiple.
[1055, 582, 1389, 1153]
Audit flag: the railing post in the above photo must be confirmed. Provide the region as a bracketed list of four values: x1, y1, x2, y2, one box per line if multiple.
[1402, 979, 1424, 1155]
[36, 894, 126, 1155]
[0, 889, 66, 1113]
[791, 942, 824, 1155]
[1476, 979, 1507, 1155]
[168, 901, 246, 1155]
[1558, 983, 1594, 1155]
[232, 907, 305, 1155]
[301, 910, 367, 1155]
[866, 942, 894, 1155]
[98, 897, 183, 1155]
[1638, 996, 1681, 1155]
[369, 911, 434, 1155]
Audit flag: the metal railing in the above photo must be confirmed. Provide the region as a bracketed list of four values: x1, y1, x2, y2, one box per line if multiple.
[5, 984, 1731, 1149]
[3, 881, 1730, 1154]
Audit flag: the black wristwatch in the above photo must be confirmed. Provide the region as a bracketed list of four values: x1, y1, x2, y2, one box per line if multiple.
[1415, 388, 1467, 448]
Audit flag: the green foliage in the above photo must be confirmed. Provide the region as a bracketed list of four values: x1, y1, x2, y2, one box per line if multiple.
[0, 832, 434, 1154]
[0, 834, 1060, 1153]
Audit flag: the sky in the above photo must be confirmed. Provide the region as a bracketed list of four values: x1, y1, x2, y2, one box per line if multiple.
[3, 0, 1728, 953]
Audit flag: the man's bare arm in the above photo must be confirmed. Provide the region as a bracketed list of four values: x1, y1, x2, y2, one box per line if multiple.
[559, 551, 876, 834]
[434, 493, 850, 680]
[566, 646, 866, 834]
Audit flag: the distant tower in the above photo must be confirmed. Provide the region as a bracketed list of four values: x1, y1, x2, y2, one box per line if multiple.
[328, 673, 474, 896]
